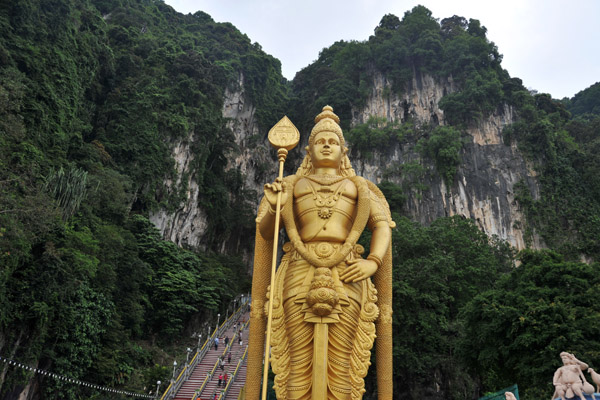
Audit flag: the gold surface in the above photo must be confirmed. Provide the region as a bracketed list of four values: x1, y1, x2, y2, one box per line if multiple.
[268, 116, 300, 151]
[247, 106, 394, 400]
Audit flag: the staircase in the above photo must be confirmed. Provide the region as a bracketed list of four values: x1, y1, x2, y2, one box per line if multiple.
[224, 358, 246, 400]
[172, 313, 249, 400]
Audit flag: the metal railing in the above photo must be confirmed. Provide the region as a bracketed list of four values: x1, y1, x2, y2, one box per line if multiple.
[217, 345, 249, 400]
[191, 343, 249, 400]
[159, 295, 250, 400]
[190, 319, 250, 400]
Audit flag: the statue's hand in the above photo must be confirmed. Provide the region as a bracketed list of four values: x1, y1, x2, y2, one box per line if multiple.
[263, 178, 288, 211]
[340, 258, 378, 283]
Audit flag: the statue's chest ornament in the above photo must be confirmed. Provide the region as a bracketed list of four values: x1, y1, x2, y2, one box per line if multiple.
[307, 179, 346, 220]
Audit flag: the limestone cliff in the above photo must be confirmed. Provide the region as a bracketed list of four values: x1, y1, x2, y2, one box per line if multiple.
[150, 73, 270, 251]
[151, 69, 542, 252]
[221, 73, 272, 198]
[351, 70, 543, 250]
[149, 134, 208, 249]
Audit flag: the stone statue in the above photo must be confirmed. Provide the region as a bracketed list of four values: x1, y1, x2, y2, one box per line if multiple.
[246, 106, 394, 400]
[552, 352, 594, 400]
[588, 368, 600, 393]
[505, 392, 517, 400]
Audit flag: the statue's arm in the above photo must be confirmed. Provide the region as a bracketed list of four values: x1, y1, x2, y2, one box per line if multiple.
[257, 178, 290, 239]
[553, 368, 562, 385]
[366, 187, 393, 264]
[340, 190, 392, 283]
[577, 358, 589, 371]
[257, 201, 279, 239]
[369, 220, 392, 260]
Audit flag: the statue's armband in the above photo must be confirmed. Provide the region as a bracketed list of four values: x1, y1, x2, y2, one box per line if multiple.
[367, 189, 395, 230]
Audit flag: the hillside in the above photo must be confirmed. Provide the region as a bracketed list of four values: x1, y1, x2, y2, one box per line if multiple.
[1, 2, 599, 400]
[0, 0, 281, 397]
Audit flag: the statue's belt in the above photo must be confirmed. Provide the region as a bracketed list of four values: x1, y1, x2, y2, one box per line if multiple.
[280, 241, 366, 323]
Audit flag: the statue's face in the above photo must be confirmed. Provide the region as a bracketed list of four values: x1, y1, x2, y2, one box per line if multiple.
[310, 131, 343, 170]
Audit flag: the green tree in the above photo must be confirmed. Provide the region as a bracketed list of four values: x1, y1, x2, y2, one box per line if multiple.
[388, 216, 513, 399]
[567, 82, 600, 116]
[459, 250, 600, 399]
[347, 116, 407, 157]
[417, 125, 464, 186]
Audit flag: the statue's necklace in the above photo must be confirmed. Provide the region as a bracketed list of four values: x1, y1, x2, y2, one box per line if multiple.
[307, 180, 346, 219]
[304, 174, 347, 186]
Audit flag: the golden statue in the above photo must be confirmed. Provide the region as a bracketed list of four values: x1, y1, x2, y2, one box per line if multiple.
[246, 106, 394, 400]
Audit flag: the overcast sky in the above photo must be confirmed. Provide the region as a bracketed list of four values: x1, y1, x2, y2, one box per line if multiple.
[163, 0, 599, 99]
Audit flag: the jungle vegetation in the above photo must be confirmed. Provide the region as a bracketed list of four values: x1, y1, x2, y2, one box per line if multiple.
[1, 1, 599, 399]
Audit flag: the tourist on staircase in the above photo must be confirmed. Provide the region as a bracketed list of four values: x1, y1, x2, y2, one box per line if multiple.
[169, 304, 249, 400]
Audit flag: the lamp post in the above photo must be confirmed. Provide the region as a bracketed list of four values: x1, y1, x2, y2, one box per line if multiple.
[154, 381, 161, 399]
[172, 360, 177, 383]
[217, 313, 221, 335]
[186, 347, 192, 364]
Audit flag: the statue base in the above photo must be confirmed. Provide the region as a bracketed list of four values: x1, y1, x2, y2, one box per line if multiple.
[553, 394, 600, 400]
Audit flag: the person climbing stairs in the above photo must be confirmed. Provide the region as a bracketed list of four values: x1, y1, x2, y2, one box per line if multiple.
[171, 312, 249, 400]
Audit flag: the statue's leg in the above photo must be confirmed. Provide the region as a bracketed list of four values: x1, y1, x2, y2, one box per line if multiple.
[328, 289, 361, 400]
[283, 295, 312, 400]
[572, 384, 586, 400]
[280, 259, 313, 400]
[556, 385, 566, 400]
[331, 273, 379, 400]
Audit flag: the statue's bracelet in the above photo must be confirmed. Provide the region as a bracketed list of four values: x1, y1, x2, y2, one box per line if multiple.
[367, 254, 383, 268]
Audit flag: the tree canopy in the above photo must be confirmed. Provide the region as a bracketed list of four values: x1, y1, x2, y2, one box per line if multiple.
[1, 2, 599, 400]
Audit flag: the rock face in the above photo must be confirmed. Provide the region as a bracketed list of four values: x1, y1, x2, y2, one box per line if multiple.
[351, 70, 455, 127]
[351, 70, 542, 250]
[150, 134, 208, 249]
[152, 69, 542, 252]
[150, 73, 270, 251]
[222, 72, 272, 198]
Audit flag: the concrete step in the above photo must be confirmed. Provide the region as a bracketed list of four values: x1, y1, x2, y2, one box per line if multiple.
[172, 311, 250, 400]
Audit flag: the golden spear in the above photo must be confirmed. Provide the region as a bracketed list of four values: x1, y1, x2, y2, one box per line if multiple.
[259, 116, 299, 400]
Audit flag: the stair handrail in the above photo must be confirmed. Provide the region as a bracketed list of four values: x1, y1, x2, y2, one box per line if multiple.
[191, 318, 250, 400]
[159, 327, 216, 400]
[159, 296, 249, 400]
[218, 295, 250, 338]
[192, 317, 244, 400]
[217, 345, 249, 400]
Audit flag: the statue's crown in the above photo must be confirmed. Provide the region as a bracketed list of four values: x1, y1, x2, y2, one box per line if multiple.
[310, 105, 344, 146]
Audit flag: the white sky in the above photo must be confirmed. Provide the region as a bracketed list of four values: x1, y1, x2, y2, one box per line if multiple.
[164, 0, 599, 99]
